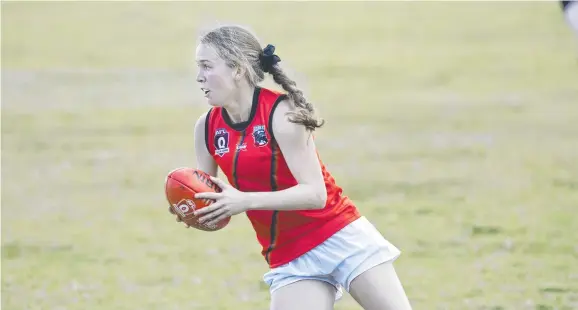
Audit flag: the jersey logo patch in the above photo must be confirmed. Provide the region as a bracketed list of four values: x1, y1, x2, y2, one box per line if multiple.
[252, 125, 268, 147]
[214, 128, 230, 157]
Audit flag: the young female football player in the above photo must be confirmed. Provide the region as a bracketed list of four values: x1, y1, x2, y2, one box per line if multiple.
[170, 24, 413, 310]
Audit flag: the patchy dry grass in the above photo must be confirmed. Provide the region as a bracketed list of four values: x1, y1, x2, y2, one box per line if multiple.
[2, 1, 578, 309]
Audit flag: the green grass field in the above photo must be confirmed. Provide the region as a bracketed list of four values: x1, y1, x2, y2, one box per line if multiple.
[2, 1, 578, 309]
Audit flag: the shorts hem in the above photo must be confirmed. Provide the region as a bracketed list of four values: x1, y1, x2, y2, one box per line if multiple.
[343, 251, 401, 292]
[268, 277, 343, 300]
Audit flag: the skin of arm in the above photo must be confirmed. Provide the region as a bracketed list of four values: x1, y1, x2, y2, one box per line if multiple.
[194, 111, 219, 178]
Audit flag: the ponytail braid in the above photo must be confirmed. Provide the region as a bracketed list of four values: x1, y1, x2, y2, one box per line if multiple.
[259, 44, 324, 132]
[268, 65, 325, 132]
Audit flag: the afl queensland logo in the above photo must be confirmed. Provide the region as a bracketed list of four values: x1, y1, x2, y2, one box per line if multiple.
[214, 128, 230, 157]
[252, 125, 268, 147]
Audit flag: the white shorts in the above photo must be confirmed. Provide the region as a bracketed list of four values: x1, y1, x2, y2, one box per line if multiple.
[262, 216, 401, 301]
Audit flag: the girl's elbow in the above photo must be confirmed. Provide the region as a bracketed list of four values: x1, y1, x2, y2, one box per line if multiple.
[312, 189, 328, 209]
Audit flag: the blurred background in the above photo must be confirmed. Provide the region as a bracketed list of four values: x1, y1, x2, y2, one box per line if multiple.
[2, 1, 578, 309]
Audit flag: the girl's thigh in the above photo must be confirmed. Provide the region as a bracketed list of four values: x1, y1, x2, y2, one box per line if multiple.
[270, 279, 336, 310]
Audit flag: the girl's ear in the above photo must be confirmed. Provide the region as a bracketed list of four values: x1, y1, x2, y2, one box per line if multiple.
[233, 66, 245, 81]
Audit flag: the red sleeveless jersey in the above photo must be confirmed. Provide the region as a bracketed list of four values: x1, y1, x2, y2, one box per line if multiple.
[205, 87, 360, 268]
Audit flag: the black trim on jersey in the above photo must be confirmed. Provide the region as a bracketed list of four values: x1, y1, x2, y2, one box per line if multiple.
[269, 141, 279, 192]
[264, 141, 279, 263]
[222, 87, 261, 132]
[264, 210, 278, 264]
[267, 94, 289, 143]
[204, 108, 213, 154]
[231, 131, 247, 189]
[262, 94, 287, 263]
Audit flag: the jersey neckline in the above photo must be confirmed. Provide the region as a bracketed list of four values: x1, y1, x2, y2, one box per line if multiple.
[221, 86, 261, 132]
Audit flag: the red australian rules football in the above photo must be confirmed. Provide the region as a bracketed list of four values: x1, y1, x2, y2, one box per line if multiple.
[164, 167, 230, 231]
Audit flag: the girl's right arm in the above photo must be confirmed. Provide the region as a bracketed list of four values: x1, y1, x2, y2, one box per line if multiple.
[194, 111, 218, 177]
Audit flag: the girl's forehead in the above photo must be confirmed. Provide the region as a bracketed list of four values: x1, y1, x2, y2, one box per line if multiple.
[196, 44, 220, 62]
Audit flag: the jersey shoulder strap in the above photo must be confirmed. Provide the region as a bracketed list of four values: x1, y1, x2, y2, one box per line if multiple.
[258, 88, 288, 141]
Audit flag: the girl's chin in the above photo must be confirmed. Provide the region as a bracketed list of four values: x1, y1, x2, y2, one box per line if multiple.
[206, 99, 224, 107]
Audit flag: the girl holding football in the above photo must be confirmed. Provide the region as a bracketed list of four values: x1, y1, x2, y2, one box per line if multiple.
[170, 24, 412, 310]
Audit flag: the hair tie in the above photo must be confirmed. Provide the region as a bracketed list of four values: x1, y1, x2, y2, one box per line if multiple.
[259, 44, 281, 73]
